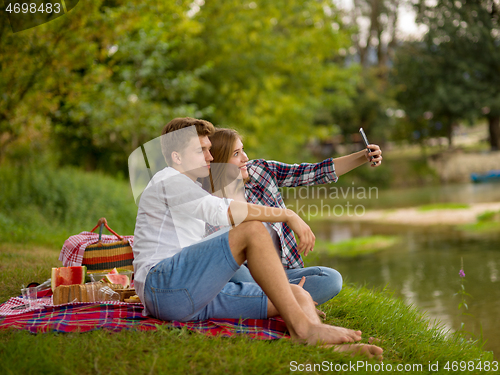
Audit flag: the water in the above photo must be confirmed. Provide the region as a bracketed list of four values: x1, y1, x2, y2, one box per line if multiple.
[371, 181, 500, 208]
[295, 182, 500, 358]
[309, 220, 500, 359]
[288, 181, 500, 210]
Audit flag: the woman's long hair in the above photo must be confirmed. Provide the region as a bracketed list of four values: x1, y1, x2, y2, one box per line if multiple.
[201, 128, 243, 197]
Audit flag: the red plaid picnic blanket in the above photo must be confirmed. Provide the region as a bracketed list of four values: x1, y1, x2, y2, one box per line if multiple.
[59, 232, 134, 267]
[0, 297, 289, 340]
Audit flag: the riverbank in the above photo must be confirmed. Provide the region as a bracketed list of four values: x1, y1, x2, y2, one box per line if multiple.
[0, 165, 497, 372]
[0, 244, 494, 374]
[323, 202, 500, 226]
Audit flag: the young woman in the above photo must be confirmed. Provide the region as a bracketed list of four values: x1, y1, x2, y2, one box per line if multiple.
[206, 128, 382, 305]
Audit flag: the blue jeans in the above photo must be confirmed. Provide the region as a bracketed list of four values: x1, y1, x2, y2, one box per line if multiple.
[143, 230, 267, 322]
[230, 264, 342, 305]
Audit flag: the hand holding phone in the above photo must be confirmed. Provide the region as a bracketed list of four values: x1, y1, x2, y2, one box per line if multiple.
[359, 128, 377, 166]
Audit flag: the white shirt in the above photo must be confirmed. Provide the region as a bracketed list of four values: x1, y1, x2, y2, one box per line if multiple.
[132, 167, 232, 315]
[263, 222, 282, 257]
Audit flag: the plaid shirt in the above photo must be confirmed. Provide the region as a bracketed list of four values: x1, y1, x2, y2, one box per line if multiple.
[244, 158, 338, 269]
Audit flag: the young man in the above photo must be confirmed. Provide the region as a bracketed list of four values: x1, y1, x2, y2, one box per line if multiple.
[207, 128, 383, 306]
[132, 117, 383, 358]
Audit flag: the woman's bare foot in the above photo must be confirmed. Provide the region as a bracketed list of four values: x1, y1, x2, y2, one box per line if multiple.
[291, 323, 363, 345]
[297, 277, 326, 320]
[332, 343, 384, 361]
[315, 307, 326, 320]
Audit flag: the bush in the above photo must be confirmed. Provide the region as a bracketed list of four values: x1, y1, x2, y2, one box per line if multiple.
[0, 164, 138, 247]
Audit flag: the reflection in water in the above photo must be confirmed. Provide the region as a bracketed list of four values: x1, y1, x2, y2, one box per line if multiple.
[299, 181, 500, 210]
[488, 260, 498, 282]
[309, 221, 500, 359]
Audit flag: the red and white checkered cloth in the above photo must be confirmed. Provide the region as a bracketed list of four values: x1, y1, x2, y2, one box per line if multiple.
[0, 296, 139, 317]
[0, 297, 289, 339]
[58, 232, 134, 267]
[0, 296, 54, 316]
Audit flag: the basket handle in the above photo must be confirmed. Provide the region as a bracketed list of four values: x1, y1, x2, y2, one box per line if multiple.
[90, 217, 125, 246]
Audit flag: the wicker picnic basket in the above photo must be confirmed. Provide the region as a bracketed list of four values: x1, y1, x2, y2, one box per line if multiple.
[82, 218, 134, 272]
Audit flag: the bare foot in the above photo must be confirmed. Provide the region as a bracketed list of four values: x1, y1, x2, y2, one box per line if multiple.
[315, 307, 326, 320]
[313, 301, 326, 320]
[332, 343, 384, 361]
[292, 324, 363, 345]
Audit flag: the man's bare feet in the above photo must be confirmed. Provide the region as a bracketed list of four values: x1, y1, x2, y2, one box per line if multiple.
[291, 323, 363, 345]
[331, 343, 384, 361]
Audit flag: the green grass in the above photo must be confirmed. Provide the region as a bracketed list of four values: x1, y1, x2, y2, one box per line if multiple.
[418, 203, 470, 211]
[0, 242, 494, 374]
[0, 244, 56, 302]
[458, 210, 500, 233]
[477, 211, 500, 222]
[308, 236, 400, 261]
[0, 164, 138, 247]
[0, 240, 493, 374]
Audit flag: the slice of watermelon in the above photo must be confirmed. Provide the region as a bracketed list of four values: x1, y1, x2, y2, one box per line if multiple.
[51, 266, 87, 292]
[103, 271, 130, 289]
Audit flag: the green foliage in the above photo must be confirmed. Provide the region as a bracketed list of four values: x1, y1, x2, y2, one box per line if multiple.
[49, 1, 212, 171]
[331, 66, 401, 146]
[459, 210, 500, 233]
[393, 40, 475, 145]
[418, 203, 470, 211]
[178, 0, 358, 161]
[182, 0, 356, 162]
[0, 1, 212, 170]
[0, 164, 137, 247]
[305, 235, 399, 263]
[329, 0, 403, 148]
[1, 0, 359, 173]
[394, 0, 500, 148]
[0, 1, 115, 162]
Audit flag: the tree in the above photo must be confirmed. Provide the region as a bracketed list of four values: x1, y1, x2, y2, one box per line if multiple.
[0, 4, 71, 162]
[0, 1, 126, 164]
[393, 40, 477, 147]
[50, 1, 212, 171]
[331, 66, 399, 145]
[328, 0, 404, 147]
[1, 0, 360, 171]
[1, 1, 212, 171]
[412, 0, 500, 150]
[349, 0, 402, 69]
[191, 0, 356, 161]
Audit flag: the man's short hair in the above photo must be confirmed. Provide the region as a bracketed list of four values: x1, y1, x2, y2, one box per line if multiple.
[160, 117, 215, 165]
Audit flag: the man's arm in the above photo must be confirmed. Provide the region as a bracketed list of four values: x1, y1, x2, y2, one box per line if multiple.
[228, 201, 315, 256]
[332, 144, 382, 177]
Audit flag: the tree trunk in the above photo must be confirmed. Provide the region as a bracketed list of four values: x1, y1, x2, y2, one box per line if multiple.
[488, 116, 500, 151]
[446, 121, 454, 148]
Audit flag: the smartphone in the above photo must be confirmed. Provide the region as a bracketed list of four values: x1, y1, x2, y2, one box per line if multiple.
[359, 128, 377, 166]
